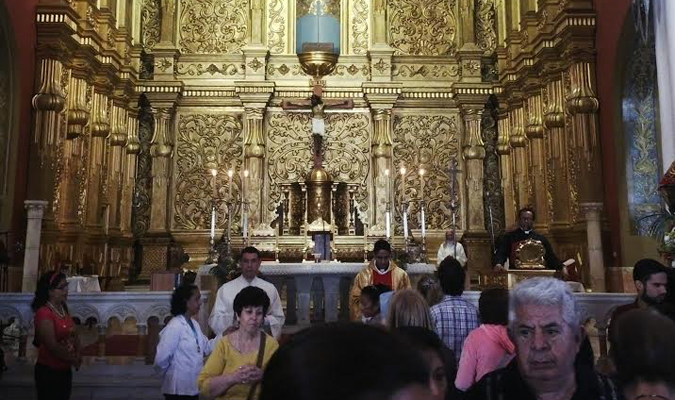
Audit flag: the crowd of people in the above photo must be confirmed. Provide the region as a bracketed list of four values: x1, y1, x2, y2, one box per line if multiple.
[29, 239, 675, 400]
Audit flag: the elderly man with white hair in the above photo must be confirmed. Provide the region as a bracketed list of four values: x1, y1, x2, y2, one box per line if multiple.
[465, 277, 620, 400]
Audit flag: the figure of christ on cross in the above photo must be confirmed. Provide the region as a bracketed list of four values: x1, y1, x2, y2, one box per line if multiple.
[281, 92, 353, 167]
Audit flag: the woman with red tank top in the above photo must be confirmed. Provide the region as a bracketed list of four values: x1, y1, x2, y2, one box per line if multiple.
[31, 271, 82, 400]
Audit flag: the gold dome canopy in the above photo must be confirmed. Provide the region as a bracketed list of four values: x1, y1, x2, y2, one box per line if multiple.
[307, 165, 332, 183]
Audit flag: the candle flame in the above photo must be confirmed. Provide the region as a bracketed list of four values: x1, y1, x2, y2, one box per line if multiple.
[385, 169, 390, 176]
[419, 168, 425, 176]
[227, 170, 234, 178]
[210, 169, 217, 177]
[400, 166, 406, 175]
[244, 170, 249, 178]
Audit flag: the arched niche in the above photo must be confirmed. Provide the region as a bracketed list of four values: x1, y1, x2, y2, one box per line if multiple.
[296, 0, 341, 54]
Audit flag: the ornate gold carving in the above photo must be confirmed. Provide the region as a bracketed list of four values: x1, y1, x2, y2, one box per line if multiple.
[392, 64, 460, 79]
[141, 0, 161, 51]
[155, 58, 173, 73]
[32, 58, 66, 164]
[297, 0, 340, 18]
[268, 0, 286, 54]
[373, 59, 390, 74]
[351, 0, 369, 55]
[247, 58, 264, 72]
[174, 114, 243, 230]
[463, 60, 481, 75]
[329, 64, 370, 78]
[388, 0, 457, 55]
[267, 63, 303, 76]
[392, 115, 460, 229]
[176, 63, 245, 76]
[179, 0, 249, 54]
[265, 112, 371, 217]
[476, 0, 497, 55]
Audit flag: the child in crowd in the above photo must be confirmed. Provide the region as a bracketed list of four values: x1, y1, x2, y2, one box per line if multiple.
[360, 285, 387, 325]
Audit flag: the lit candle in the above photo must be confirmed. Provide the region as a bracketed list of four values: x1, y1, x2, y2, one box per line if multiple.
[400, 165, 407, 202]
[419, 168, 426, 239]
[210, 207, 216, 239]
[242, 169, 249, 239]
[419, 168, 425, 198]
[386, 211, 391, 239]
[385, 168, 391, 238]
[421, 205, 426, 239]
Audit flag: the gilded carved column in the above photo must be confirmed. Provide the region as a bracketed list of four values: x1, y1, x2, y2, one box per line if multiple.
[566, 62, 602, 208]
[87, 91, 111, 229]
[107, 103, 129, 234]
[543, 77, 569, 224]
[148, 106, 174, 232]
[497, 112, 516, 227]
[509, 106, 529, 210]
[32, 58, 66, 165]
[370, 108, 393, 235]
[525, 92, 549, 228]
[243, 106, 269, 234]
[369, 0, 394, 82]
[122, 110, 140, 234]
[243, 0, 269, 81]
[462, 109, 486, 232]
[153, 0, 179, 81]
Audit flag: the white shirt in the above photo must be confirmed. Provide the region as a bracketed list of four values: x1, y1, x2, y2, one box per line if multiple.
[437, 241, 467, 267]
[154, 315, 219, 396]
[208, 275, 285, 339]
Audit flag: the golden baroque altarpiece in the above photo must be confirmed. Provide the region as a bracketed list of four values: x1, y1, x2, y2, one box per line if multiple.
[28, 0, 605, 286]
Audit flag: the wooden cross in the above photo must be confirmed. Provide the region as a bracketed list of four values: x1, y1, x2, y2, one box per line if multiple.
[281, 91, 353, 167]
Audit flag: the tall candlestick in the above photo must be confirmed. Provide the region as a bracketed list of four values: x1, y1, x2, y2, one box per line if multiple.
[403, 208, 409, 241]
[210, 206, 216, 239]
[386, 211, 391, 239]
[227, 169, 233, 202]
[418, 168, 425, 198]
[421, 205, 426, 238]
[243, 211, 248, 239]
[400, 165, 407, 203]
[211, 169, 217, 198]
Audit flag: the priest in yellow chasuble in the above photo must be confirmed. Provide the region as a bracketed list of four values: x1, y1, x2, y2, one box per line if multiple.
[349, 240, 411, 321]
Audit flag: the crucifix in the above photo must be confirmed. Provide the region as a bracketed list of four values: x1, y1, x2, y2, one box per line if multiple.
[448, 157, 462, 254]
[281, 90, 353, 167]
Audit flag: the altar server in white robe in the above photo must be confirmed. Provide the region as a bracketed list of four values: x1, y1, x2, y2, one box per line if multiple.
[436, 229, 467, 267]
[209, 246, 285, 339]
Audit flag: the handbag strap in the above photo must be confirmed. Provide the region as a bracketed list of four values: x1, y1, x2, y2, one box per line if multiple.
[246, 332, 267, 400]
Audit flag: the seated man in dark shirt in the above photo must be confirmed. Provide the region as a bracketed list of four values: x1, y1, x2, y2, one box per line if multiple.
[465, 277, 620, 400]
[494, 207, 563, 271]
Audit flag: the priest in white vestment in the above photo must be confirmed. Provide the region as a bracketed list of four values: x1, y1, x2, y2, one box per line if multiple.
[436, 229, 467, 267]
[208, 247, 285, 339]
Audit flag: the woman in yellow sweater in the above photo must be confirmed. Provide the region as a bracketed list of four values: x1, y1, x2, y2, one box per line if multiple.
[198, 287, 279, 400]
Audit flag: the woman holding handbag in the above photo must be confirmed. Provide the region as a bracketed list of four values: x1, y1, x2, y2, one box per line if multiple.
[198, 286, 279, 400]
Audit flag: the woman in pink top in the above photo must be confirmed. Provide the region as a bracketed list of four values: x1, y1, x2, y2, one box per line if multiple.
[455, 288, 515, 391]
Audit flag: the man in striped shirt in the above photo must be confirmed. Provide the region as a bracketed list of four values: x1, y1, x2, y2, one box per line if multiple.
[431, 257, 479, 363]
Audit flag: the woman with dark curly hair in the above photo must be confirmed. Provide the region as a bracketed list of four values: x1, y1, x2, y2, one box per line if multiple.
[32, 271, 81, 400]
[198, 286, 279, 400]
[155, 284, 220, 400]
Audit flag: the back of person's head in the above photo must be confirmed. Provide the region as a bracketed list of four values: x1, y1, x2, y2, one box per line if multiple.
[633, 259, 667, 283]
[387, 289, 434, 330]
[437, 257, 465, 296]
[611, 309, 675, 393]
[361, 285, 381, 305]
[417, 276, 444, 308]
[171, 284, 198, 316]
[479, 288, 509, 325]
[31, 271, 67, 312]
[260, 323, 431, 400]
[395, 326, 457, 389]
[233, 286, 270, 316]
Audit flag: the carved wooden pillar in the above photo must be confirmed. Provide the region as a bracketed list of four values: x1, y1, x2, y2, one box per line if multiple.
[148, 106, 174, 232]
[122, 109, 140, 235]
[581, 202, 606, 292]
[244, 107, 267, 233]
[462, 109, 486, 232]
[107, 102, 128, 236]
[87, 91, 111, 231]
[368, 0, 394, 83]
[497, 112, 516, 227]
[525, 92, 549, 229]
[509, 106, 529, 210]
[370, 108, 393, 236]
[32, 58, 66, 166]
[543, 77, 569, 225]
